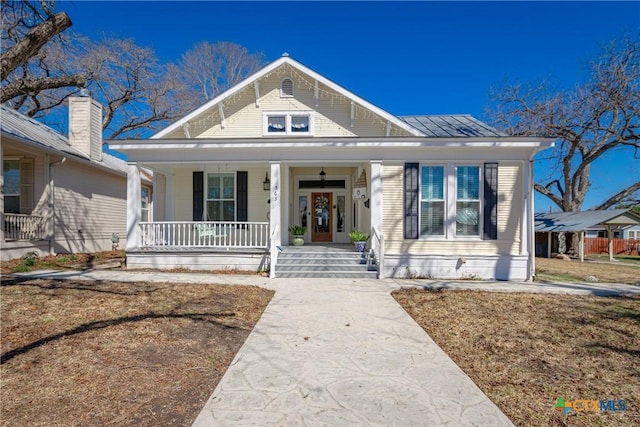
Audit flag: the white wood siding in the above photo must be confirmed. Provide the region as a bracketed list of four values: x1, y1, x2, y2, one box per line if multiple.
[53, 161, 126, 253]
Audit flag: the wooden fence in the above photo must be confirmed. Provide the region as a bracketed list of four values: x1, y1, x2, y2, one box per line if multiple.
[584, 237, 640, 256]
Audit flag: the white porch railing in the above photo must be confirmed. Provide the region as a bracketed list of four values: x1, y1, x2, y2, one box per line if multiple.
[4, 213, 46, 241]
[139, 221, 270, 250]
[370, 226, 384, 279]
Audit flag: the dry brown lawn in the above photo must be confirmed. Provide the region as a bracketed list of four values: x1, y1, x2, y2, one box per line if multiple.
[536, 257, 640, 285]
[393, 289, 640, 427]
[1, 278, 273, 427]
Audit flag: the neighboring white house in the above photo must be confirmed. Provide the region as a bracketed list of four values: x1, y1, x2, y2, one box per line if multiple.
[109, 55, 554, 280]
[1, 95, 152, 261]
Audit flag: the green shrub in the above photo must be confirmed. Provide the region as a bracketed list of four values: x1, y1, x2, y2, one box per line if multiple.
[348, 230, 369, 242]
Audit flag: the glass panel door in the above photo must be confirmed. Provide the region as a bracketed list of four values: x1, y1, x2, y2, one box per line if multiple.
[311, 192, 332, 242]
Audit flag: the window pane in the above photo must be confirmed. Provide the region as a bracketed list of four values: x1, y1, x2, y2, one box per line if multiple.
[4, 195, 20, 214]
[3, 160, 20, 195]
[299, 196, 308, 228]
[420, 201, 444, 235]
[222, 201, 235, 221]
[141, 187, 150, 209]
[207, 201, 221, 221]
[421, 166, 444, 200]
[207, 175, 220, 199]
[267, 116, 286, 132]
[456, 201, 479, 235]
[457, 166, 479, 200]
[291, 116, 309, 132]
[222, 175, 234, 199]
[337, 196, 345, 232]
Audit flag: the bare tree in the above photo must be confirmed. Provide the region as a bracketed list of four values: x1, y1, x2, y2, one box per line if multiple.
[170, 41, 265, 112]
[489, 36, 640, 213]
[2, 2, 266, 138]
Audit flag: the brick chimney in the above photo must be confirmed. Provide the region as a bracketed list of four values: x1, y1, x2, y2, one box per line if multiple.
[68, 90, 103, 161]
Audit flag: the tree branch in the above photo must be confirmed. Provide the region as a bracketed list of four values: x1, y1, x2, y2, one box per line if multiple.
[592, 181, 640, 210]
[0, 11, 72, 80]
[1, 74, 88, 103]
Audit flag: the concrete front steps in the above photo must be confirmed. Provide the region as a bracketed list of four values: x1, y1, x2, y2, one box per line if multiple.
[275, 245, 378, 278]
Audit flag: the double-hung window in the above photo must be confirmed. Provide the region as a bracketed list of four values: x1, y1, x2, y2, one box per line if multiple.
[420, 166, 445, 236]
[3, 158, 33, 214]
[416, 164, 483, 239]
[206, 173, 235, 221]
[456, 166, 480, 236]
[264, 112, 312, 136]
[3, 159, 21, 214]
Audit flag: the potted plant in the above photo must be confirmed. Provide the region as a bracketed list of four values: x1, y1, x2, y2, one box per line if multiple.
[288, 225, 307, 246]
[348, 230, 369, 252]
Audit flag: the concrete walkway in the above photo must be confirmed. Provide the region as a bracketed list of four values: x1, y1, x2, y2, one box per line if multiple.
[8, 269, 640, 426]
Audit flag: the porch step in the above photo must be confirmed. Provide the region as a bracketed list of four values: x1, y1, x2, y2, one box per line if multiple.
[274, 248, 377, 279]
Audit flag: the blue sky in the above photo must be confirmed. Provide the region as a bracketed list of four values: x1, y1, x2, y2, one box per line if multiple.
[62, 1, 639, 212]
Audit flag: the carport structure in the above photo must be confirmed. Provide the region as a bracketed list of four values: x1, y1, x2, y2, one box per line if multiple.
[534, 209, 640, 262]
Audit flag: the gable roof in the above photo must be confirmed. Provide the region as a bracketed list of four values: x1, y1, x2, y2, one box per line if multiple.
[399, 115, 506, 138]
[153, 55, 427, 139]
[0, 104, 127, 175]
[534, 209, 640, 233]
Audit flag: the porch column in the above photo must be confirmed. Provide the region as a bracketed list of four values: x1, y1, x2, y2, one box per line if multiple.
[370, 161, 384, 278]
[579, 231, 585, 263]
[522, 160, 535, 279]
[269, 161, 281, 278]
[370, 161, 383, 233]
[606, 225, 613, 262]
[126, 162, 141, 252]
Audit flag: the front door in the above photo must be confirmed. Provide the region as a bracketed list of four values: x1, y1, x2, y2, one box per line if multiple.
[311, 192, 332, 242]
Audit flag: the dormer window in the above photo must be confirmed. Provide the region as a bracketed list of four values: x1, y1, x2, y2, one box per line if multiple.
[264, 112, 313, 136]
[281, 78, 294, 97]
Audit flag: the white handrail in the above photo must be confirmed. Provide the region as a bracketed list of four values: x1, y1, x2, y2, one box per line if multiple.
[370, 226, 384, 279]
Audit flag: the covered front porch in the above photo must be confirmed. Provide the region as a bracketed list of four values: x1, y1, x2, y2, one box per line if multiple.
[123, 159, 384, 278]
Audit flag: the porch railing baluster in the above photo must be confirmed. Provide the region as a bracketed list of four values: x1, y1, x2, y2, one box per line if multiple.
[138, 221, 269, 251]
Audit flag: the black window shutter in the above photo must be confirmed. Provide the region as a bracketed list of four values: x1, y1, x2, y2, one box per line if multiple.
[404, 163, 419, 239]
[193, 171, 203, 221]
[483, 163, 498, 240]
[237, 171, 248, 222]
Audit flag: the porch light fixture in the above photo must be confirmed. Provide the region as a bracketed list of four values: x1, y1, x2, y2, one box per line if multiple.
[319, 168, 326, 182]
[263, 172, 270, 191]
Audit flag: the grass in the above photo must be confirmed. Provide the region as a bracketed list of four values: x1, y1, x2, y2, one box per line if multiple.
[535, 257, 640, 285]
[586, 254, 640, 266]
[1, 278, 273, 427]
[393, 289, 640, 427]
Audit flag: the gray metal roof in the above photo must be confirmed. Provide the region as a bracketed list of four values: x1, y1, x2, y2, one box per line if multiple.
[398, 115, 506, 138]
[534, 209, 640, 232]
[0, 104, 127, 174]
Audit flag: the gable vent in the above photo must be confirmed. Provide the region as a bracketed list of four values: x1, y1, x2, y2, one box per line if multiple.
[281, 78, 294, 97]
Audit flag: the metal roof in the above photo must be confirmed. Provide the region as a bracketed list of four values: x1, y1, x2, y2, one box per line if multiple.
[398, 115, 506, 138]
[0, 104, 127, 175]
[534, 209, 640, 233]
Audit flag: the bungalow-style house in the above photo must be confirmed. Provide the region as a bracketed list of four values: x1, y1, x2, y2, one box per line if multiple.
[109, 55, 554, 280]
[1, 95, 152, 261]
